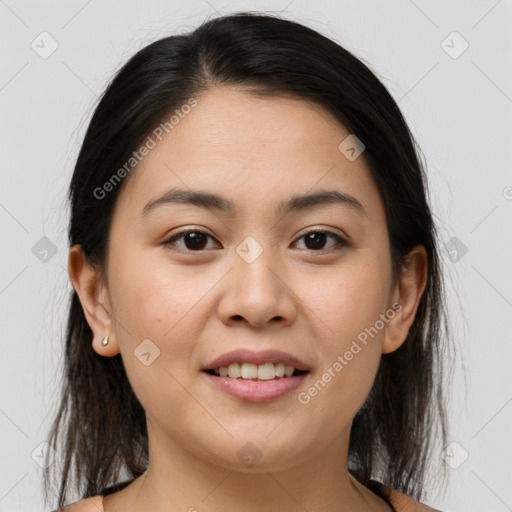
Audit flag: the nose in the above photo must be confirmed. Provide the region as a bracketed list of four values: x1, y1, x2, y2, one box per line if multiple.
[217, 245, 297, 329]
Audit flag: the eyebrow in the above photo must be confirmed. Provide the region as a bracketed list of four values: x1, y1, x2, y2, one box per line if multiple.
[142, 187, 367, 217]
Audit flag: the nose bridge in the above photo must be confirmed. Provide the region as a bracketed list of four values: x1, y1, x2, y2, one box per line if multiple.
[239, 238, 280, 290]
[218, 233, 296, 326]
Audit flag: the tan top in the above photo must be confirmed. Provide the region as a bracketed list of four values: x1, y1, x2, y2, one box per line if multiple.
[57, 488, 444, 512]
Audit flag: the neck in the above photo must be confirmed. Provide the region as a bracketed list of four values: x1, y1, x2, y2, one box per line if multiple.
[103, 420, 392, 512]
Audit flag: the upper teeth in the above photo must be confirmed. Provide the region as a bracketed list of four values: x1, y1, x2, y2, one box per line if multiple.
[214, 362, 297, 380]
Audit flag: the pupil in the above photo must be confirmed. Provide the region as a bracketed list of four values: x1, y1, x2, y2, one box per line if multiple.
[305, 232, 326, 250]
[185, 232, 207, 250]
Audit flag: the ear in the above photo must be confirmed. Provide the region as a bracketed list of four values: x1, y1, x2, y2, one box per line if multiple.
[68, 244, 120, 357]
[382, 245, 428, 354]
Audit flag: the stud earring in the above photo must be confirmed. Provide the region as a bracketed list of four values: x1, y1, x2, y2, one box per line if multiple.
[101, 336, 109, 346]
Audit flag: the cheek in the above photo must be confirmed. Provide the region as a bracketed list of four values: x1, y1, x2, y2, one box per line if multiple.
[108, 250, 209, 376]
[293, 253, 390, 418]
[303, 252, 391, 347]
[108, 258, 210, 425]
[109, 244, 202, 335]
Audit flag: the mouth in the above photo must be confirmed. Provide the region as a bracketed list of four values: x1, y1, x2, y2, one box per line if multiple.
[201, 362, 310, 403]
[203, 349, 310, 376]
[201, 349, 310, 402]
[201, 370, 309, 402]
[202, 365, 309, 380]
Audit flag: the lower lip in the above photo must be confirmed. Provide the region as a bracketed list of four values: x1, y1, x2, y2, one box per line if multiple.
[202, 371, 308, 403]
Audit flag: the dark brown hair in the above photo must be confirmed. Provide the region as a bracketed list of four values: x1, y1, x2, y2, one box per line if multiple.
[43, 11, 455, 509]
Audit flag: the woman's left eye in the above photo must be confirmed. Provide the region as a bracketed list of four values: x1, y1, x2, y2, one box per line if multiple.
[162, 229, 348, 252]
[293, 230, 348, 251]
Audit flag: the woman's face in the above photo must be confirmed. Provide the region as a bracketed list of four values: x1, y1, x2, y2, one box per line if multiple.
[74, 86, 424, 474]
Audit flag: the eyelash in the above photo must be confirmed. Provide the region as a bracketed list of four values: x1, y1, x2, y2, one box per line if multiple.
[161, 228, 349, 253]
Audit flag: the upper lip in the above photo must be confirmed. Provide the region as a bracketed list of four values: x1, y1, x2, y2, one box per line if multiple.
[203, 349, 310, 372]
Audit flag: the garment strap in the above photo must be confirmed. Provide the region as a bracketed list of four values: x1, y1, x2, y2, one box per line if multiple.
[367, 479, 397, 512]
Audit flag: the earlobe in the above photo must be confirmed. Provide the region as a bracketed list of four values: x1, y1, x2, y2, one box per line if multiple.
[68, 245, 120, 357]
[91, 334, 120, 357]
[382, 245, 428, 354]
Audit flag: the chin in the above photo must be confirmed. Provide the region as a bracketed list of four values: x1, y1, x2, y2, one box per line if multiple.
[196, 434, 312, 473]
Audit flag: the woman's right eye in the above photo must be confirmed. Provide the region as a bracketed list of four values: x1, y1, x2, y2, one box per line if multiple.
[162, 229, 220, 252]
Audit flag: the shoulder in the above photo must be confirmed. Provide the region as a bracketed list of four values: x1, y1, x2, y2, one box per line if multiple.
[388, 488, 444, 512]
[52, 490, 444, 512]
[50, 494, 103, 512]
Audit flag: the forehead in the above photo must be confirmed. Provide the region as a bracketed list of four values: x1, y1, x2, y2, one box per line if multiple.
[113, 86, 383, 223]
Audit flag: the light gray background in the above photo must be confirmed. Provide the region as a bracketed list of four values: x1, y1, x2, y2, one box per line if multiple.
[1, 1, 511, 511]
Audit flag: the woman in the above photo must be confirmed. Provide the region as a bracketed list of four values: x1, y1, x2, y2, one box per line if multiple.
[45, 11, 453, 512]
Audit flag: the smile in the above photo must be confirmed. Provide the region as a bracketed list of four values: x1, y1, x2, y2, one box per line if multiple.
[202, 367, 309, 403]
